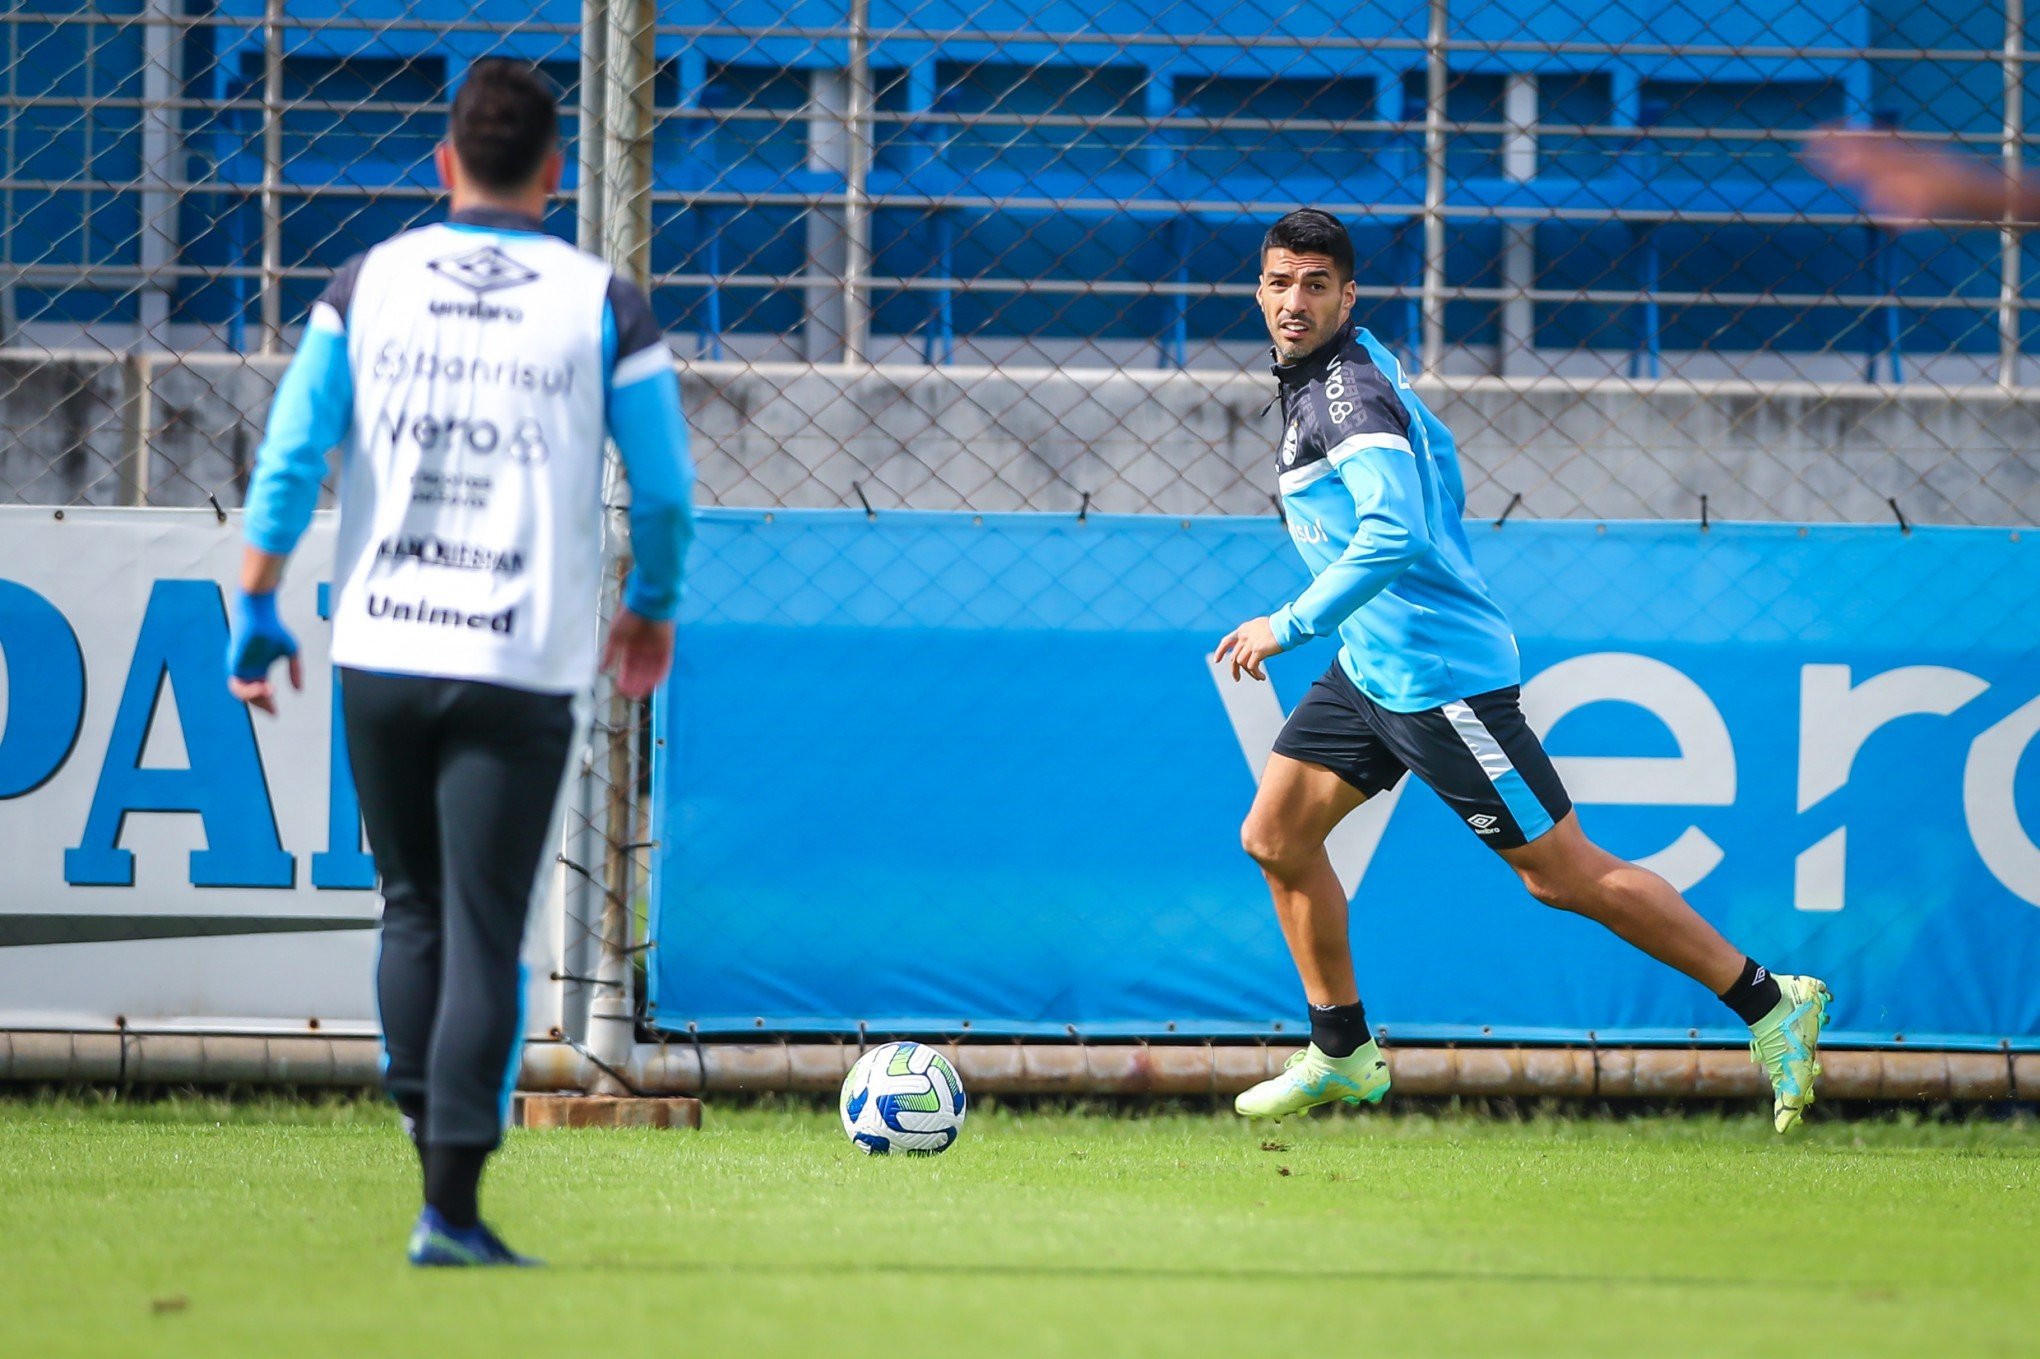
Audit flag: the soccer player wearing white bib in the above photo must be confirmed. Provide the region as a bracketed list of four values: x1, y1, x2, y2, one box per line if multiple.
[225, 62, 694, 1266]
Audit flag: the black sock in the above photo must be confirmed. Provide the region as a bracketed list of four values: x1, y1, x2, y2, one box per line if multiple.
[1308, 1001, 1371, 1058]
[1717, 958, 1784, 1026]
[422, 1144, 491, 1230]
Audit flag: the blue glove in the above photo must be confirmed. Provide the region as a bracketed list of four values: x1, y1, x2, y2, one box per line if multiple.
[226, 590, 299, 683]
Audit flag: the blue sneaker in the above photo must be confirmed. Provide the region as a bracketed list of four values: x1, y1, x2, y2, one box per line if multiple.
[406, 1207, 542, 1268]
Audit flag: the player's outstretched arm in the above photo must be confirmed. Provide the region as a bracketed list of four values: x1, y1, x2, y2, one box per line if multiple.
[1806, 126, 2040, 226]
[1213, 616, 1282, 682]
[1216, 445, 1428, 683]
[227, 547, 302, 715]
[227, 298, 351, 715]
[603, 284, 697, 700]
[1266, 445, 1430, 647]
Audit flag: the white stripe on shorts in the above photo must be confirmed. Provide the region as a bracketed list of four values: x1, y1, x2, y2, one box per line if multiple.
[1441, 699, 1515, 785]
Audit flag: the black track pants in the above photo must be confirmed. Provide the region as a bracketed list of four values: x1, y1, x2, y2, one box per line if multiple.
[340, 667, 577, 1149]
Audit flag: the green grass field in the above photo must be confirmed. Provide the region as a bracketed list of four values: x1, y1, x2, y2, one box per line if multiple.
[2, 1096, 2033, 1358]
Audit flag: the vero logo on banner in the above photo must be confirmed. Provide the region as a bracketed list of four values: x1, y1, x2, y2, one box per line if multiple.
[1213, 650, 2040, 912]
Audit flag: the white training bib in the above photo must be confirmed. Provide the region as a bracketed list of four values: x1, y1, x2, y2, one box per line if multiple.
[329, 224, 613, 692]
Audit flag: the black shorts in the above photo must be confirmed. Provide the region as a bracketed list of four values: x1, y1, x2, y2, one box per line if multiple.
[1271, 662, 1572, 850]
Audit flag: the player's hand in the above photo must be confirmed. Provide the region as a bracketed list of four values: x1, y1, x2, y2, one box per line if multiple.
[225, 590, 302, 717]
[1214, 616, 1282, 682]
[602, 609, 675, 699]
[1805, 126, 2011, 226]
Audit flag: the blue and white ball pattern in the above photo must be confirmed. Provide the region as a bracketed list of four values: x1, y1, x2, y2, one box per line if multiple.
[839, 1041, 968, 1155]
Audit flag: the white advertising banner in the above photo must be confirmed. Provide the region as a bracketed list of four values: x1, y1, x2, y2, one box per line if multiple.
[0, 507, 567, 1036]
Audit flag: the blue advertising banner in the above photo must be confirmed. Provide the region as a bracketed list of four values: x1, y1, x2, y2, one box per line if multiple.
[648, 511, 2040, 1049]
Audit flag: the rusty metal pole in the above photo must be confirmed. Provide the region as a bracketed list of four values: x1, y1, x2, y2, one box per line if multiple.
[599, 0, 654, 289]
[0, 1033, 2026, 1103]
[840, 0, 873, 365]
[585, 561, 643, 1095]
[581, 0, 657, 1095]
[505, 1039, 2040, 1104]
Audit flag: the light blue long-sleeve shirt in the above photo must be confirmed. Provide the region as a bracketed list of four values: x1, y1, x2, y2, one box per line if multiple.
[1269, 326, 1520, 711]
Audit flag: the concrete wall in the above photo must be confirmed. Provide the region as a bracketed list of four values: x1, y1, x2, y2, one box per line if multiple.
[4, 353, 2036, 526]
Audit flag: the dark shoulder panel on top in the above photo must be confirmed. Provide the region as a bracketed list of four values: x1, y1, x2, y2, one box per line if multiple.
[605, 272, 666, 360]
[314, 252, 368, 321]
[1303, 334, 1410, 445]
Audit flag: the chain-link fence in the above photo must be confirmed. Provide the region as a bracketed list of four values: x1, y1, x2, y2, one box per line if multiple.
[3, 2, 2037, 1079]
[6, 4, 2040, 527]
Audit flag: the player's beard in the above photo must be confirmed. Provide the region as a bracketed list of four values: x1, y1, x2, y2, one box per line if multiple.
[1272, 316, 1326, 363]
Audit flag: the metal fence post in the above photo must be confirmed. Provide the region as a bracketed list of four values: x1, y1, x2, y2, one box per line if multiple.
[804, 65, 854, 362]
[588, 646, 642, 1093]
[600, 0, 653, 288]
[586, 0, 657, 1093]
[121, 353, 153, 506]
[138, 0, 183, 349]
[1498, 70, 1537, 378]
[0, 12, 15, 345]
[259, 0, 284, 354]
[841, 0, 873, 366]
[2001, 0, 2024, 388]
[577, 0, 608, 256]
[1420, 0, 1449, 375]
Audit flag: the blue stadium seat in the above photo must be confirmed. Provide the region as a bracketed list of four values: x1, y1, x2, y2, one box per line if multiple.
[3, 0, 2016, 373]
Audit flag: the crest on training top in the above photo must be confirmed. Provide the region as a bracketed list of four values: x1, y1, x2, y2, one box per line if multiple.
[427, 245, 539, 297]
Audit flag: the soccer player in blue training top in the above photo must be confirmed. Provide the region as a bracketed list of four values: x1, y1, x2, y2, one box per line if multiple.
[1215, 209, 1830, 1131]
[225, 61, 694, 1263]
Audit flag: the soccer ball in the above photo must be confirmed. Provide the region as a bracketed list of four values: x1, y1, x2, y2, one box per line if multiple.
[838, 1041, 967, 1155]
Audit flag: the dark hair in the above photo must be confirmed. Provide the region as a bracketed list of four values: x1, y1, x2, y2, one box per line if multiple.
[449, 60, 560, 192]
[1261, 208, 1353, 281]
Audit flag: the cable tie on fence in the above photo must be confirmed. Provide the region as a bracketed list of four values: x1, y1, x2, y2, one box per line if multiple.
[1699, 494, 1710, 532]
[688, 1023, 708, 1093]
[556, 853, 630, 911]
[548, 972, 625, 989]
[1887, 497, 1911, 534]
[851, 481, 875, 519]
[1494, 492, 1523, 528]
[563, 1033, 644, 1098]
[206, 490, 226, 525]
[1078, 491, 1090, 523]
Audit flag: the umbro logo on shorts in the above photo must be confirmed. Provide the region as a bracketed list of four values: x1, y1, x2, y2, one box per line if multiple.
[1468, 814, 1501, 834]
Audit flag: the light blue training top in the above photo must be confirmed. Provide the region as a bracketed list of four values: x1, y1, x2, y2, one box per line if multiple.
[1268, 325, 1521, 712]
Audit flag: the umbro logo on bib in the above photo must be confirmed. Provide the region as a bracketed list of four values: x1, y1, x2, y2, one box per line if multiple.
[428, 245, 540, 296]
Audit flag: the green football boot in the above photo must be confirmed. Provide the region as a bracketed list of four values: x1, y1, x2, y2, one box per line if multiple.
[1748, 974, 1833, 1133]
[1234, 1040, 1391, 1120]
